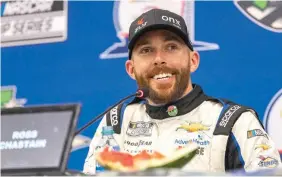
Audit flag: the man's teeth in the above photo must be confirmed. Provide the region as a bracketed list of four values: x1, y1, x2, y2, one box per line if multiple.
[153, 73, 172, 80]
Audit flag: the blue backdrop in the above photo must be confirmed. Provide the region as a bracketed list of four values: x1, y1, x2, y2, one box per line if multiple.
[1, 0, 282, 171]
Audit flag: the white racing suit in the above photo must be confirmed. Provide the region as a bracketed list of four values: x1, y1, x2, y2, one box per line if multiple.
[83, 84, 281, 174]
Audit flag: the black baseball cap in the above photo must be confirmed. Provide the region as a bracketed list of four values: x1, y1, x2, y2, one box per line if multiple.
[128, 9, 193, 59]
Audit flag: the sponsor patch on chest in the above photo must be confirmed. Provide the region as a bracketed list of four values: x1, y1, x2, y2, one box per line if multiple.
[126, 121, 154, 137]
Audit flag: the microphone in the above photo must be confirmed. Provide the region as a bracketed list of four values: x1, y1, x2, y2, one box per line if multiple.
[74, 88, 149, 136]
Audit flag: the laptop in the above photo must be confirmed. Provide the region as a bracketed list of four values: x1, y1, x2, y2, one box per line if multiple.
[1, 104, 81, 176]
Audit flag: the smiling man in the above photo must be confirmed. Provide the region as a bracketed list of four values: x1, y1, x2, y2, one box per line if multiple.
[126, 29, 195, 106]
[83, 9, 281, 174]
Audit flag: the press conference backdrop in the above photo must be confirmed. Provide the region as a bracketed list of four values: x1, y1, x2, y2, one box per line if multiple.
[1, 0, 282, 172]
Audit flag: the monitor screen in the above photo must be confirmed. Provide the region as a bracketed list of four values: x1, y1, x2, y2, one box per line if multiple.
[1, 110, 74, 170]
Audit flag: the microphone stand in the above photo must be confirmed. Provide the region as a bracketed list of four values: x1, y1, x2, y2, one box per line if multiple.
[74, 93, 137, 136]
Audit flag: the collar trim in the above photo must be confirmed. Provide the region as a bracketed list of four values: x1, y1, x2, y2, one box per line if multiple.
[145, 84, 207, 119]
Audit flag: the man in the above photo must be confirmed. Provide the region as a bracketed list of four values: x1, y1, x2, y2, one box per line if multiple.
[83, 9, 281, 174]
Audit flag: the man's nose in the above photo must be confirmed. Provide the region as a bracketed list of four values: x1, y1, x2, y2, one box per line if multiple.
[154, 51, 166, 66]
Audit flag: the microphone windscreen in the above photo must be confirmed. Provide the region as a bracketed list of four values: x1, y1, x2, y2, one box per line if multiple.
[136, 88, 149, 99]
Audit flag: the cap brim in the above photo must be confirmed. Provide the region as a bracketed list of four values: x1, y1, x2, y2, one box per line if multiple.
[128, 24, 193, 58]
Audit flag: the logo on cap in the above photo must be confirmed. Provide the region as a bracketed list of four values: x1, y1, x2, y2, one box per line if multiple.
[135, 18, 147, 33]
[161, 15, 181, 29]
[137, 18, 144, 25]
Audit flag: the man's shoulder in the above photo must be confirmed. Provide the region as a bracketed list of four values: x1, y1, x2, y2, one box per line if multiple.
[205, 95, 256, 111]
[209, 96, 263, 137]
[124, 101, 146, 114]
[204, 95, 260, 122]
[105, 101, 145, 123]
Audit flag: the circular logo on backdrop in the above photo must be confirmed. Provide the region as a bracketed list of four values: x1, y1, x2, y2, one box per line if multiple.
[263, 89, 282, 153]
[99, 0, 219, 59]
[234, 0, 282, 33]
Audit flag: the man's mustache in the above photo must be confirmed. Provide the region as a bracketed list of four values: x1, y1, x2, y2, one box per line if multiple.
[146, 66, 179, 78]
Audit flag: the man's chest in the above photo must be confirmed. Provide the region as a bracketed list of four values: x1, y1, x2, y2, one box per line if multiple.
[121, 118, 215, 158]
[114, 103, 226, 172]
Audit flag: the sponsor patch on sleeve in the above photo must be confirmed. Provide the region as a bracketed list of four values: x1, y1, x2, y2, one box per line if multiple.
[247, 129, 268, 139]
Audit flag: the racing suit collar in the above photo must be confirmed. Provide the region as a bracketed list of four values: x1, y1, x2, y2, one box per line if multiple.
[145, 84, 208, 120]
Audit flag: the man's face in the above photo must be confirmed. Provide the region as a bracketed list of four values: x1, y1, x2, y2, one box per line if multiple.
[126, 30, 195, 105]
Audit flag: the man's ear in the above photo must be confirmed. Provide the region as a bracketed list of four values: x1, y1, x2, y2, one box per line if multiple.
[125, 59, 136, 80]
[189, 51, 200, 73]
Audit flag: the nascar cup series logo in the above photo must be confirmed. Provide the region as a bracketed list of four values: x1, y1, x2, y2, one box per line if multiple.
[100, 0, 219, 59]
[234, 0, 282, 33]
[263, 89, 282, 153]
[1, 0, 68, 47]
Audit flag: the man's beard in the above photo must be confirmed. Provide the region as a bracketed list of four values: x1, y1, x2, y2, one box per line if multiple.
[134, 64, 190, 105]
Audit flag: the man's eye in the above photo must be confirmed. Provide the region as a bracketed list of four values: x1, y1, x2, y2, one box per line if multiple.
[140, 47, 152, 54]
[167, 44, 178, 51]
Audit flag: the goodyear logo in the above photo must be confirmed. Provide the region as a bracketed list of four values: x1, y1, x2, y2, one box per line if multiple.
[124, 140, 152, 147]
